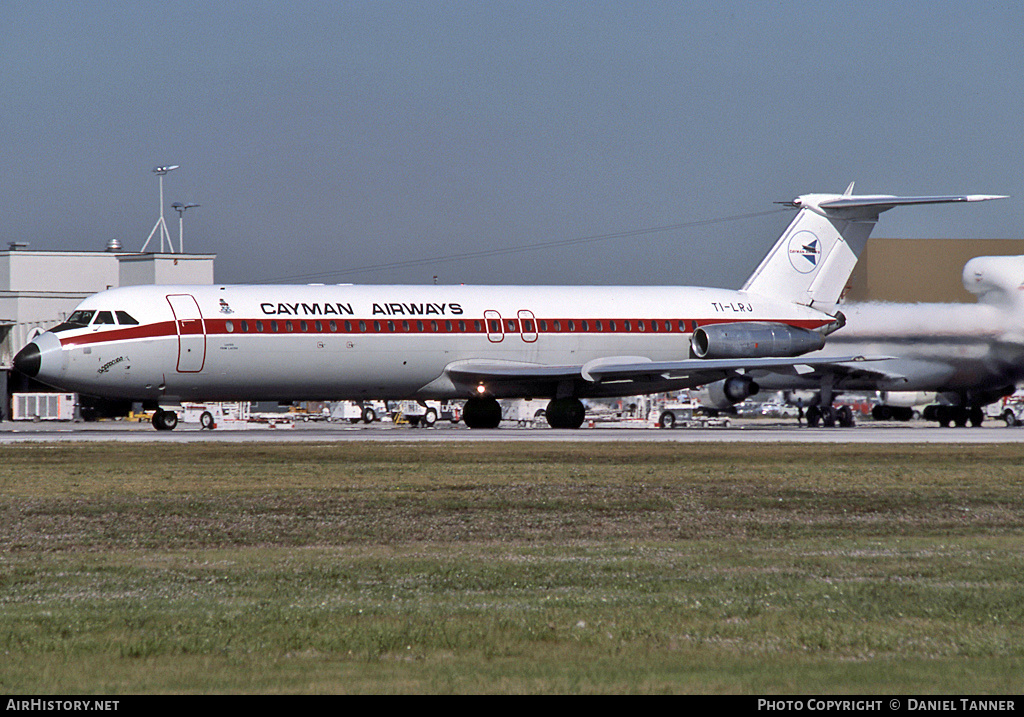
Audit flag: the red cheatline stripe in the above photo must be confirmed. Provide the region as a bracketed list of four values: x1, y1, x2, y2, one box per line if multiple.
[58, 316, 833, 347]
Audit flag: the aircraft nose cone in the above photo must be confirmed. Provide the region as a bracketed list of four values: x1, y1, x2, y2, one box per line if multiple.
[13, 342, 41, 377]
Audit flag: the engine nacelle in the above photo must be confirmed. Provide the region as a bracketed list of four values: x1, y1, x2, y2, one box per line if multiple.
[702, 376, 760, 410]
[691, 322, 825, 359]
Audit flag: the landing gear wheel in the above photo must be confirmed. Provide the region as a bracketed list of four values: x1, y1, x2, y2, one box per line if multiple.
[199, 411, 215, 430]
[463, 397, 502, 429]
[937, 405, 952, 428]
[152, 409, 179, 431]
[838, 405, 855, 428]
[805, 405, 821, 428]
[954, 407, 969, 428]
[545, 397, 586, 429]
[821, 406, 837, 428]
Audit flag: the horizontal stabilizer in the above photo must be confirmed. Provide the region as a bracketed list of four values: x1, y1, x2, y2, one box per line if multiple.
[814, 193, 1007, 215]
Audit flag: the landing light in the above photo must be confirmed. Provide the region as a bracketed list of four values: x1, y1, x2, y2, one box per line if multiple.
[476, 384, 487, 394]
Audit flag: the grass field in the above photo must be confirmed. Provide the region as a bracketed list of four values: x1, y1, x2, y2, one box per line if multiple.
[1, 441, 1023, 694]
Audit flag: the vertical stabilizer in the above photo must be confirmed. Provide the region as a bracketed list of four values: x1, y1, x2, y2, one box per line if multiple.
[741, 189, 1006, 309]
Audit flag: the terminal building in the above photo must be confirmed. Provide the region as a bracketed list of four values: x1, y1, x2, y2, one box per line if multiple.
[844, 238, 1024, 303]
[0, 243, 214, 419]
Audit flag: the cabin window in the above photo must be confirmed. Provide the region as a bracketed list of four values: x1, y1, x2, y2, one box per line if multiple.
[638, 320, 645, 332]
[373, 321, 382, 332]
[539, 320, 548, 331]
[446, 320, 453, 332]
[553, 320, 562, 331]
[523, 319, 534, 332]
[115, 311, 139, 325]
[624, 320, 632, 332]
[285, 320, 294, 332]
[458, 320, 466, 332]
[431, 320, 438, 332]
[402, 320, 410, 332]
[595, 320, 603, 332]
[239, 320, 249, 332]
[417, 320, 424, 332]
[581, 320, 589, 332]
[300, 321, 309, 332]
[256, 321, 264, 332]
[489, 320, 500, 332]
[314, 321, 322, 332]
[609, 321, 617, 331]
[358, 320, 366, 332]
[94, 311, 115, 325]
[225, 321, 234, 333]
[271, 321, 279, 332]
[568, 320, 576, 332]
[507, 320, 517, 332]
[474, 320, 482, 332]
[387, 321, 395, 332]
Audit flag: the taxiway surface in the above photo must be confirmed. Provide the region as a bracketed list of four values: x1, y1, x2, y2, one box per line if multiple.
[2, 419, 1023, 443]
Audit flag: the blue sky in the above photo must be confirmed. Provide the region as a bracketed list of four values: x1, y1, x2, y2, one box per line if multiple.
[2, 1, 1021, 287]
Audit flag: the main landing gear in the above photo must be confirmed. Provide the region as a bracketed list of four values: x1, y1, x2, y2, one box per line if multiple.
[461, 397, 503, 429]
[151, 408, 179, 431]
[925, 405, 985, 428]
[799, 374, 857, 428]
[544, 397, 586, 429]
[461, 396, 587, 429]
[804, 404, 856, 428]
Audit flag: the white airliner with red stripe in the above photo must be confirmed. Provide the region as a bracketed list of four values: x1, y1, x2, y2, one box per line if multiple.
[14, 187, 1004, 429]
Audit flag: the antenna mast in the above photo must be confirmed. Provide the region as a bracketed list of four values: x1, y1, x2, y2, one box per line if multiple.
[140, 165, 179, 252]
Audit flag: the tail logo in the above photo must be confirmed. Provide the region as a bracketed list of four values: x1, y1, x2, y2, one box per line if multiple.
[787, 231, 821, 274]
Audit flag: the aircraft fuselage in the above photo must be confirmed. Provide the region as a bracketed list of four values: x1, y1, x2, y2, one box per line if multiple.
[22, 283, 833, 403]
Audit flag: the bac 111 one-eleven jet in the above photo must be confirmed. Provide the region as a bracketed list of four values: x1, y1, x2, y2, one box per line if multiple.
[14, 186, 1004, 429]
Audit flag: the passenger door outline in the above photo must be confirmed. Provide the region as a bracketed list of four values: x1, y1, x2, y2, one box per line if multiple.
[484, 309, 504, 343]
[517, 310, 538, 343]
[166, 294, 206, 373]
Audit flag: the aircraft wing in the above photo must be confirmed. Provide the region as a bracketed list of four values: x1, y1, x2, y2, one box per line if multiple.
[741, 357, 908, 384]
[442, 355, 891, 396]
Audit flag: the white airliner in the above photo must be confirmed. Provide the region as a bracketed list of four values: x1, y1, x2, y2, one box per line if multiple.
[13, 187, 1004, 429]
[707, 254, 1024, 428]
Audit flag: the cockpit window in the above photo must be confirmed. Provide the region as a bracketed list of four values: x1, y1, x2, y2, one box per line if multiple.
[94, 311, 116, 325]
[115, 311, 139, 325]
[50, 310, 95, 334]
[68, 310, 95, 326]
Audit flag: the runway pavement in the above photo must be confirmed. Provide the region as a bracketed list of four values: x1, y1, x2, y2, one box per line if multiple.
[2, 417, 1023, 443]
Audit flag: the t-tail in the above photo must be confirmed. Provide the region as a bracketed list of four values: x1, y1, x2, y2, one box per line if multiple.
[742, 183, 1006, 309]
